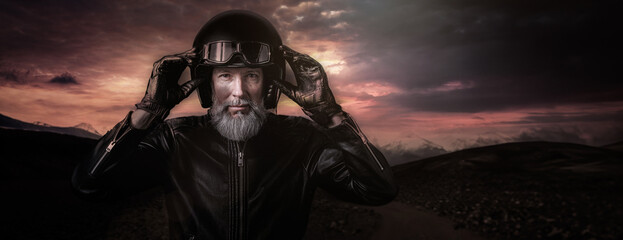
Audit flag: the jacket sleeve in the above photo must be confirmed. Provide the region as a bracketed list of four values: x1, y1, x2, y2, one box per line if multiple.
[71, 111, 172, 201]
[312, 113, 398, 205]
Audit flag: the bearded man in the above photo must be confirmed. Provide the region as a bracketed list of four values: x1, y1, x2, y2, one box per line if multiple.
[72, 10, 397, 240]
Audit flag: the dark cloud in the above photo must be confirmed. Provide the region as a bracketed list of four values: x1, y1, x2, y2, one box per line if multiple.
[513, 126, 587, 145]
[376, 74, 623, 112]
[0, 67, 32, 85]
[1, 0, 622, 148]
[335, 0, 623, 112]
[49, 72, 79, 85]
[4, 0, 619, 114]
[0, 0, 282, 88]
[0, 69, 22, 83]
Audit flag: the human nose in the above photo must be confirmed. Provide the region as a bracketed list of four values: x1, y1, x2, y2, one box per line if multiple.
[231, 74, 244, 98]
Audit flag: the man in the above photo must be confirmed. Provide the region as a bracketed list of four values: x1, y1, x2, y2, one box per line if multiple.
[72, 10, 397, 240]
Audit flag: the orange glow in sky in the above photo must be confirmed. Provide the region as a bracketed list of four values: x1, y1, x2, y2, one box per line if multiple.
[1, 1, 622, 155]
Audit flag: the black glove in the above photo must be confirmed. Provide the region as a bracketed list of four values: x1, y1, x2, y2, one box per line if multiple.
[273, 45, 342, 126]
[135, 48, 205, 120]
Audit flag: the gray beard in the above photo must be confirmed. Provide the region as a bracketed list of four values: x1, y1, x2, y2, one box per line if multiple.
[209, 98, 267, 141]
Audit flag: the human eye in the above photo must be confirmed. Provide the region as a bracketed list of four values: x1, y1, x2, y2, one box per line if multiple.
[218, 73, 232, 80]
[247, 73, 259, 78]
[245, 72, 260, 82]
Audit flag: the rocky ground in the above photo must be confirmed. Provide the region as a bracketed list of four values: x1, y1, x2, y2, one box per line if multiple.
[3, 129, 622, 239]
[304, 190, 381, 240]
[393, 141, 623, 240]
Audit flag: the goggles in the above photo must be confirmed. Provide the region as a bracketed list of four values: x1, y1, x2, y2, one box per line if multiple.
[202, 41, 271, 65]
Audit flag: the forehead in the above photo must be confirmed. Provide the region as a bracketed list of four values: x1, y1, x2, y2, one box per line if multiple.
[212, 67, 263, 74]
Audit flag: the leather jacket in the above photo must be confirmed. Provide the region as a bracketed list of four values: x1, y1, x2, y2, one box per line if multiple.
[72, 112, 397, 240]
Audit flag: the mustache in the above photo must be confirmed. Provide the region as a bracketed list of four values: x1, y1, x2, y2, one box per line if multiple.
[209, 97, 267, 141]
[210, 98, 264, 117]
[222, 98, 251, 107]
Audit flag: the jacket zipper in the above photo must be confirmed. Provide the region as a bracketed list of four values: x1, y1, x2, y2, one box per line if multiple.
[234, 141, 247, 239]
[89, 121, 131, 176]
[89, 141, 115, 176]
[343, 120, 385, 171]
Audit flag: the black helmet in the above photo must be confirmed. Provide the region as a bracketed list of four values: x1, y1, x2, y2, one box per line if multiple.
[191, 10, 284, 109]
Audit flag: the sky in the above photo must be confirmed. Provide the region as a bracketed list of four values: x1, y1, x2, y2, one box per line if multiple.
[1, 0, 622, 163]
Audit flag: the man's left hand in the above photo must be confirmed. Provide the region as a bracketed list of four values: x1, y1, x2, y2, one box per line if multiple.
[273, 45, 344, 127]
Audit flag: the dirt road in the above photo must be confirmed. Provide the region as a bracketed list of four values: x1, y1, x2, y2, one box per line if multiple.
[370, 201, 485, 240]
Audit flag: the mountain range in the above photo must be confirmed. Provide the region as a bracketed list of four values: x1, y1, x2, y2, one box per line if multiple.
[0, 113, 101, 139]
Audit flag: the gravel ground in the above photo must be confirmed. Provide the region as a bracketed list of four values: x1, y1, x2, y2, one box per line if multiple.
[5, 129, 622, 239]
[304, 189, 382, 240]
[393, 141, 623, 239]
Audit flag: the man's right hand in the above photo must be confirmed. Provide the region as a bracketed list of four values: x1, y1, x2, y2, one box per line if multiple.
[134, 48, 205, 128]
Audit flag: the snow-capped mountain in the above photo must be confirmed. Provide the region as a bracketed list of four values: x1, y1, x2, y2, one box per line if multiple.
[72, 122, 102, 136]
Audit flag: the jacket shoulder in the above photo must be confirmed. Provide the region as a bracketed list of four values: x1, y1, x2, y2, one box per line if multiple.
[265, 114, 328, 140]
[268, 114, 319, 130]
[164, 114, 210, 131]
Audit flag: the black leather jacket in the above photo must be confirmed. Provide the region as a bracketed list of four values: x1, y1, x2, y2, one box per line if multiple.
[72, 112, 397, 240]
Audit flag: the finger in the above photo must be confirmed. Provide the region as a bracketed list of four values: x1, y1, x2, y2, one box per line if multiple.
[281, 45, 322, 81]
[271, 79, 297, 99]
[180, 77, 206, 97]
[176, 47, 199, 66]
[280, 45, 308, 87]
[182, 47, 198, 58]
[280, 45, 304, 64]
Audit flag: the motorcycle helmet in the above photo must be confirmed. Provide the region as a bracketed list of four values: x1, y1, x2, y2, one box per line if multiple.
[191, 10, 284, 109]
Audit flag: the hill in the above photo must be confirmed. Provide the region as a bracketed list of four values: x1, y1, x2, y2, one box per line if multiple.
[0, 128, 169, 239]
[2, 128, 622, 239]
[393, 141, 623, 239]
[0, 113, 101, 139]
[603, 140, 623, 152]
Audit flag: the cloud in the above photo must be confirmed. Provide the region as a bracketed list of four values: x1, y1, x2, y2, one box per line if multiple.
[4, 0, 621, 114]
[323, 0, 623, 112]
[0, 70, 24, 86]
[272, 1, 356, 42]
[0, 69, 20, 82]
[1, 0, 622, 152]
[0, 0, 283, 88]
[49, 72, 79, 85]
[513, 126, 587, 145]
[0, 66, 32, 85]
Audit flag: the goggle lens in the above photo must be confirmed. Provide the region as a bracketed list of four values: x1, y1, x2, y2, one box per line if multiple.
[204, 41, 271, 64]
[239, 42, 270, 63]
[207, 42, 234, 62]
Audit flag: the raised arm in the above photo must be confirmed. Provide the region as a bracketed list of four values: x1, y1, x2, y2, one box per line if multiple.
[71, 49, 204, 200]
[274, 45, 397, 205]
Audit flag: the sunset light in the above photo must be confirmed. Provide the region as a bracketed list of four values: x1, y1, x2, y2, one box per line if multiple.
[1, 0, 622, 155]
